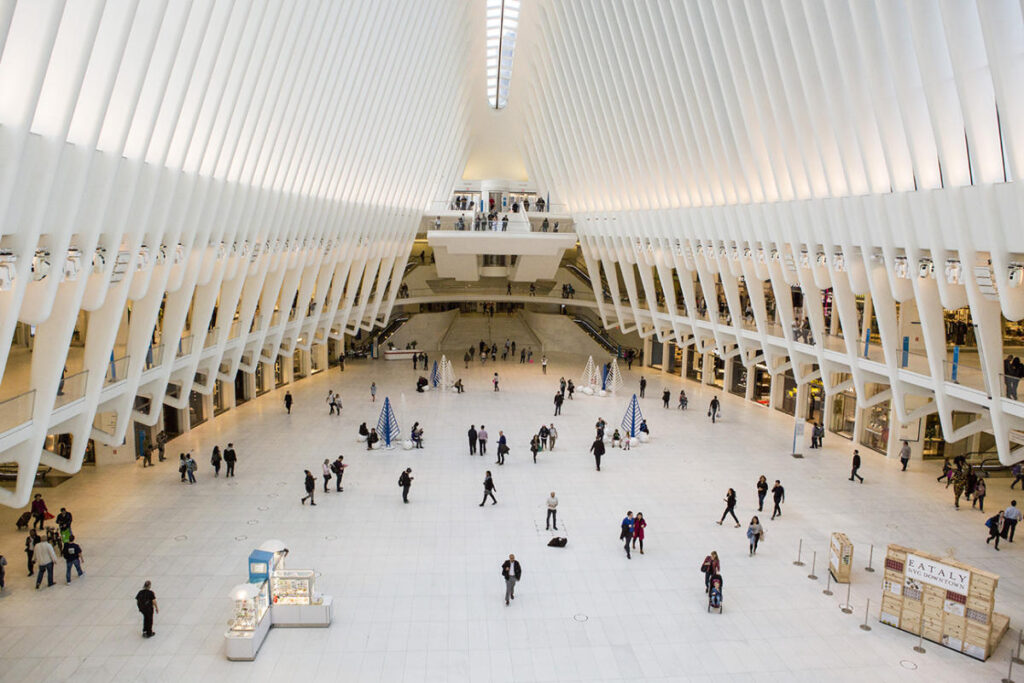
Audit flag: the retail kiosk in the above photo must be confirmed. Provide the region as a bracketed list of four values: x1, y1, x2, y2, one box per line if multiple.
[224, 540, 333, 661]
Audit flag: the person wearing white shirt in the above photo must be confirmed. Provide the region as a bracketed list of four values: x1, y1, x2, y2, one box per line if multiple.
[547, 424, 558, 450]
[33, 540, 58, 589]
[546, 492, 558, 530]
[1004, 501, 1021, 542]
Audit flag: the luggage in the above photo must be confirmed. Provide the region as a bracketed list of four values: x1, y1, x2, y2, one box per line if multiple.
[16, 512, 31, 530]
[547, 537, 567, 547]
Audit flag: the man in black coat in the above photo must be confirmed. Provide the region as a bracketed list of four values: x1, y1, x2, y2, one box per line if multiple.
[468, 425, 478, 455]
[399, 468, 413, 503]
[849, 450, 864, 483]
[501, 554, 522, 606]
[223, 443, 237, 477]
[590, 437, 605, 471]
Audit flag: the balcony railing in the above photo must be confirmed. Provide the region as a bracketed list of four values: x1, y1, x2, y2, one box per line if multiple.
[205, 328, 220, 348]
[177, 335, 193, 358]
[144, 344, 164, 370]
[104, 355, 130, 386]
[229, 320, 242, 339]
[54, 370, 88, 409]
[999, 373, 1023, 403]
[0, 390, 35, 437]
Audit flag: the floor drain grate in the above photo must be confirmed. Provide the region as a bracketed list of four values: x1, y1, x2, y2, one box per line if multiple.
[247, 519, 259, 525]
[573, 614, 588, 622]
[899, 660, 917, 670]
[235, 535, 247, 541]
[325, 534, 337, 541]
[174, 535, 187, 541]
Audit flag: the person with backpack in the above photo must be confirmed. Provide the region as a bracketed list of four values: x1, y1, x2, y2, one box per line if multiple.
[224, 443, 237, 477]
[136, 580, 158, 638]
[62, 535, 84, 584]
[211, 446, 222, 477]
[301, 470, 316, 505]
[480, 471, 497, 506]
[331, 456, 347, 492]
[399, 468, 413, 503]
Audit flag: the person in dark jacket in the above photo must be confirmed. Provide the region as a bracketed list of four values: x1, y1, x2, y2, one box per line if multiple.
[468, 425, 478, 455]
[850, 450, 864, 483]
[480, 471, 497, 506]
[301, 470, 316, 505]
[621, 511, 635, 559]
[223, 443, 237, 477]
[590, 437, 606, 471]
[662, 389, 671, 408]
[986, 512, 1004, 550]
[211, 446, 222, 477]
[399, 468, 413, 503]
[501, 554, 521, 605]
[62, 535, 84, 584]
[136, 580, 158, 638]
[756, 476, 768, 511]
[25, 529, 40, 576]
[284, 391, 293, 414]
[30, 494, 49, 530]
[771, 480, 785, 519]
[717, 488, 740, 527]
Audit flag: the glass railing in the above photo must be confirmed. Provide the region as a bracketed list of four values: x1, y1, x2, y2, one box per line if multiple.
[104, 356, 130, 386]
[270, 311, 281, 327]
[229, 320, 241, 339]
[999, 373, 1023, 402]
[54, 370, 88, 409]
[177, 335, 193, 358]
[205, 328, 219, 348]
[945, 354, 987, 393]
[250, 315, 262, 333]
[144, 344, 164, 370]
[0, 390, 35, 436]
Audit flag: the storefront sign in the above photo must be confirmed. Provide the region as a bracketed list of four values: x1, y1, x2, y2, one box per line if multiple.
[905, 553, 970, 593]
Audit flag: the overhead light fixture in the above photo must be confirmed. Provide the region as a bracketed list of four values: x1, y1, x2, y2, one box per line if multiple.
[757, 249, 767, 265]
[743, 247, 752, 259]
[92, 247, 107, 273]
[137, 245, 151, 270]
[893, 256, 910, 279]
[32, 250, 51, 280]
[918, 258, 934, 279]
[174, 243, 185, 264]
[1008, 263, 1024, 288]
[815, 252, 827, 267]
[945, 258, 963, 285]
[799, 251, 810, 268]
[0, 251, 17, 291]
[63, 248, 82, 281]
[833, 252, 845, 272]
[770, 249, 780, 262]
[731, 248, 740, 262]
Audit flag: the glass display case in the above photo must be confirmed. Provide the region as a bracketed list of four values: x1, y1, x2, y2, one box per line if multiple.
[271, 570, 318, 606]
[228, 581, 269, 633]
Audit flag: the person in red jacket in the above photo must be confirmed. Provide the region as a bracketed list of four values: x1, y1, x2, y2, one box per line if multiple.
[632, 512, 647, 554]
[30, 494, 49, 531]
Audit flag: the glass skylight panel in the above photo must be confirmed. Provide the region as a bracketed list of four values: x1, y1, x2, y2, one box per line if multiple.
[486, 0, 520, 109]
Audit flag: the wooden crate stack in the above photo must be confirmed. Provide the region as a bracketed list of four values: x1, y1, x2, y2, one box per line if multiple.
[828, 532, 853, 583]
[879, 544, 1009, 661]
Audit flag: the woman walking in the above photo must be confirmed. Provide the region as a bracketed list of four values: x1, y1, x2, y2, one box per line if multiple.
[717, 488, 740, 527]
[701, 551, 720, 593]
[756, 476, 768, 512]
[211, 446, 222, 477]
[480, 471, 497, 506]
[322, 459, 332, 493]
[972, 477, 987, 512]
[530, 435, 540, 464]
[986, 511, 1005, 550]
[952, 465, 968, 509]
[370, 382, 377, 402]
[747, 516, 764, 555]
[632, 512, 647, 554]
[301, 470, 316, 505]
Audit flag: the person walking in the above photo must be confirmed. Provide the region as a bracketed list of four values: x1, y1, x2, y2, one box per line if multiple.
[56, 507, 73, 544]
[530, 434, 540, 464]
[747, 517, 764, 555]
[678, 389, 687, 409]
[156, 430, 167, 461]
[211, 446, 222, 477]
[63, 535, 84, 584]
[370, 382, 377, 402]
[938, 457, 953, 484]
[0, 553, 6, 592]
[590, 436, 605, 471]
[497, 431, 508, 465]
[478, 426, 488, 456]
[850, 450, 864, 483]
[986, 512, 1005, 550]
[326, 390, 336, 415]
[468, 425, 478, 455]
[185, 453, 197, 484]
[1003, 501, 1020, 542]
[1011, 462, 1024, 489]
[480, 471, 497, 506]
[972, 477, 986, 512]
[632, 512, 647, 554]
[30, 493, 49, 530]
[546, 492, 558, 530]
[701, 551, 720, 593]
[756, 476, 768, 511]
[493, 373, 500, 391]
[662, 389, 670, 408]
[639, 376, 646, 398]
[322, 459, 332, 493]
[567, 379, 575, 399]
[553, 391, 563, 415]
[771, 480, 785, 519]
[136, 580, 158, 638]
[541, 356, 548, 374]
[539, 424, 550, 450]
[899, 440, 911, 471]
[179, 453, 187, 482]
[501, 554, 521, 605]
[952, 465, 968, 508]
[399, 468, 413, 503]
[284, 391, 293, 414]
[33, 537, 58, 589]
[717, 489, 740, 527]
[25, 529, 39, 577]
[708, 396, 720, 423]
[621, 512, 635, 559]
[224, 443, 237, 477]
[301, 470, 316, 505]
[331, 456, 347, 492]
[548, 424, 558, 450]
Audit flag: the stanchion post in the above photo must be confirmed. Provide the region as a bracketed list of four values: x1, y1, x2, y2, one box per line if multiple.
[808, 551, 818, 580]
[1013, 628, 1023, 666]
[823, 571, 833, 596]
[1002, 652, 1015, 683]
[864, 544, 875, 573]
[860, 599, 872, 631]
[793, 538, 804, 567]
[840, 582, 853, 614]
[913, 631, 926, 654]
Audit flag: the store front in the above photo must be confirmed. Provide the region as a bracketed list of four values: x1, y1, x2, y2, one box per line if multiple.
[292, 352, 306, 381]
[189, 390, 207, 428]
[685, 347, 702, 382]
[328, 338, 343, 368]
[923, 412, 997, 460]
[310, 345, 323, 375]
[751, 365, 771, 405]
[777, 370, 798, 415]
[806, 377, 824, 423]
[235, 370, 250, 405]
[255, 362, 269, 396]
[859, 383, 890, 453]
[274, 357, 287, 388]
[729, 356, 747, 397]
[163, 405, 182, 439]
[671, 343, 684, 376]
[213, 380, 229, 417]
[709, 353, 725, 389]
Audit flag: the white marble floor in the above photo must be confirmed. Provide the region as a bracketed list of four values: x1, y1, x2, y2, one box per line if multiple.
[0, 347, 1021, 682]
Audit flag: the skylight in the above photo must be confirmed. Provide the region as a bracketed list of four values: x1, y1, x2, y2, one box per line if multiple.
[486, 0, 520, 109]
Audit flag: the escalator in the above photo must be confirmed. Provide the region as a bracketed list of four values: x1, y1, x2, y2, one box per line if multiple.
[572, 315, 618, 355]
[351, 315, 409, 355]
[565, 263, 612, 300]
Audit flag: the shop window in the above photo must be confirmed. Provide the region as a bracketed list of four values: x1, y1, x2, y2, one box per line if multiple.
[751, 365, 771, 406]
[709, 354, 725, 389]
[860, 385, 890, 454]
[189, 390, 207, 428]
[235, 371, 249, 405]
[729, 357, 747, 397]
[686, 348, 702, 382]
[255, 362, 269, 396]
[778, 370, 798, 415]
[274, 358, 287, 388]
[213, 381, 229, 417]
[292, 352, 306, 381]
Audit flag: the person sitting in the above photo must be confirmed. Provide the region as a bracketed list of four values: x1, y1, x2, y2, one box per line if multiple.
[611, 429, 621, 448]
[639, 419, 649, 435]
[416, 376, 428, 393]
[454, 379, 464, 393]
[411, 422, 424, 448]
[366, 428, 379, 450]
[358, 422, 370, 441]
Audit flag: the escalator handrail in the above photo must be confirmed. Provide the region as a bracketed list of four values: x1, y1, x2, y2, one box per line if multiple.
[572, 316, 617, 354]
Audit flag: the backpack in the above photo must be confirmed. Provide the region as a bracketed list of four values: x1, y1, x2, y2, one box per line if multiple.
[547, 537, 567, 547]
[398, 474, 406, 487]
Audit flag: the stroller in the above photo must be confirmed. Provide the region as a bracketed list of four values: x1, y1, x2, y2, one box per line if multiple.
[707, 574, 723, 613]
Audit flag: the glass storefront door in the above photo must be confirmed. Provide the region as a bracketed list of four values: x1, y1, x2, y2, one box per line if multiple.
[188, 390, 206, 428]
[752, 366, 771, 405]
[686, 348, 702, 382]
[778, 370, 798, 415]
[729, 357, 747, 396]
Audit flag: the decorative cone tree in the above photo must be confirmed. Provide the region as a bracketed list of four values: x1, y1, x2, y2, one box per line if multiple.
[439, 356, 455, 391]
[621, 393, 644, 438]
[377, 397, 401, 448]
[580, 355, 597, 390]
[430, 360, 440, 387]
[606, 358, 624, 393]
